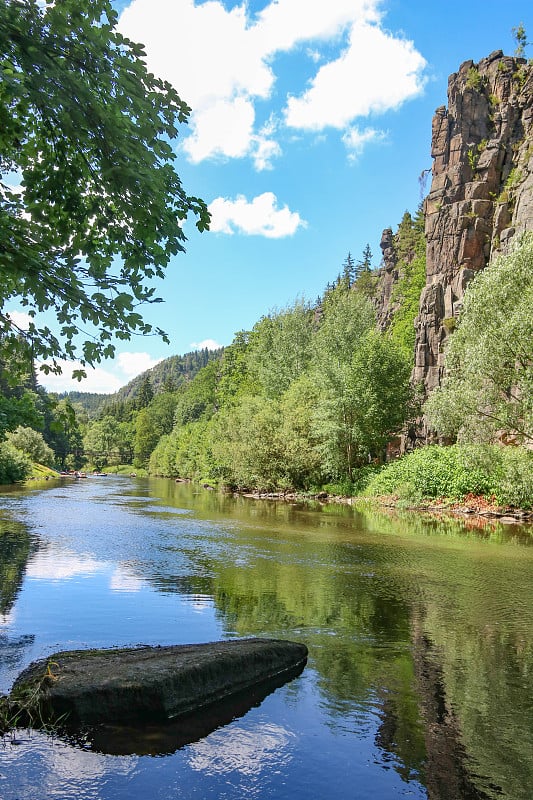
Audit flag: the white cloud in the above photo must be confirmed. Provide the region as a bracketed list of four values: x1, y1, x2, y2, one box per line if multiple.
[342, 125, 387, 161]
[208, 192, 306, 238]
[37, 360, 123, 394]
[252, 117, 282, 171]
[37, 351, 162, 394]
[184, 96, 256, 163]
[5, 310, 32, 331]
[116, 351, 162, 378]
[118, 1, 426, 166]
[190, 339, 223, 351]
[284, 21, 426, 130]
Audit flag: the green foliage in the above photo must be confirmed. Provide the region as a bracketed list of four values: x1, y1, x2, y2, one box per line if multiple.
[210, 396, 285, 490]
[465, 66, 482, 90]
[43, 397, 83, 468]
[173, 361, 218, 426]
[425, 234, 533, 444]
[512, 22, 529, 57]
[136, 375, 154, 410]
[364, 444, 533, 508]
[147, 283, 413, 489]
[246, 299, 314, 398]
[5, 425, 54, 466]
[0, 0, 209, 377]
[0, 388, 41, 437]
[0, 441, 31, 484]
[313, 327, 412, 479]
[215, 331, 255, 406]
[387, 208, 427, 357]
[365, 445, 496, 501]
[133, 390, 178, 467]
[82, 415, 132, 470]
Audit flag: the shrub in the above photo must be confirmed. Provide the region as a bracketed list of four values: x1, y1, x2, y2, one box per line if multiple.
[0, 443, 32, 484]
[364, 444, 533, 508]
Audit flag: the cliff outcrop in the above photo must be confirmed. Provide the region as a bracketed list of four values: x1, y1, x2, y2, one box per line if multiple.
[413, 51, 533, 404]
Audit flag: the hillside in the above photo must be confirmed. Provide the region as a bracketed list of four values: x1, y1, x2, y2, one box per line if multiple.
[63, 348, 223, 416]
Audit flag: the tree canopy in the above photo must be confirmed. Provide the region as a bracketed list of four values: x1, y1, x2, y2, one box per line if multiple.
[0, 0, 209, 377]
[425, 234, 533, 444]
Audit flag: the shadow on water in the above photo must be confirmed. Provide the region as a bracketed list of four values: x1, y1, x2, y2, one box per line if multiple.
[59, 662, 306, 757]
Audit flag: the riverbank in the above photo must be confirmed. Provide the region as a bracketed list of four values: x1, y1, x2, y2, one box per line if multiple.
[230, 487, 533, 525]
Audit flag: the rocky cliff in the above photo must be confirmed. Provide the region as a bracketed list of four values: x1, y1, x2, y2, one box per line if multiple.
[413, 51, 533, 405]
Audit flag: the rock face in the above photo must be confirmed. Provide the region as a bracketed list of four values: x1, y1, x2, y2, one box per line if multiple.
[413, 52, 533, 409]
[10, 638, 308, 728]
[376, 227, 400, 330]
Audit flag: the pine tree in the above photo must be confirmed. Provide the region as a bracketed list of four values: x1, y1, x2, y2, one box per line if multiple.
[136, 375, 154, 409]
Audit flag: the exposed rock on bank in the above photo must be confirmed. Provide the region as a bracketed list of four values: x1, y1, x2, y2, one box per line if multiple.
[9, 638, 308, 729]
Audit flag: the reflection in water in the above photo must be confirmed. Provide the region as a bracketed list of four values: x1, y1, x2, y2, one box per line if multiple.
[187, 722, 295, 777]
[411, 610, 492, 800]
[0, 477, 531, 799]
[73, 663, 305, 756]
[0, 518, 35, 619]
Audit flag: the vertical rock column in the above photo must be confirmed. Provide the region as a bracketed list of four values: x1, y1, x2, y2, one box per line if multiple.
[414, 52, 533, 420]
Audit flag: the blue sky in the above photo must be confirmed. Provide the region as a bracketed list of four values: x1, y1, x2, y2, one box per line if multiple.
[26, 0, 532, 393]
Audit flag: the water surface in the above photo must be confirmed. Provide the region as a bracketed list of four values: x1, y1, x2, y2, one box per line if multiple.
[1, 476, 532, 799]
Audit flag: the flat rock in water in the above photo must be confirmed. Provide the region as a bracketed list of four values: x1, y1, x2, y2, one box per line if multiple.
[10, 638, 308, 727]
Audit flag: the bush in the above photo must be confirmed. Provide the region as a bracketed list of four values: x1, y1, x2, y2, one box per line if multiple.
[0, 443, 32, 484]
[364, 444, 533, 508]
[5, 426, 55, 466]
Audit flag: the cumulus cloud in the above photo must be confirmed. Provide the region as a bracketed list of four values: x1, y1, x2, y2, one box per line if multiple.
[284, 22, 426, 129]
[37, 360, 124, 394]
[37, 351, 161, 394]
[118, 0, 426, 167]
[116, 351, 162, 378]
[190, 339, 223, 351]
[209, 192, 306, 238]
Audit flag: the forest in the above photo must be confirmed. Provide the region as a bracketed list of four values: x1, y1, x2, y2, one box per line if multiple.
[1, 0, 532, 509]
[2, 209, 532, 510]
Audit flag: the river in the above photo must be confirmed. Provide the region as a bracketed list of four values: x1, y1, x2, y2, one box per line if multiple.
[0, 475, 532, 799]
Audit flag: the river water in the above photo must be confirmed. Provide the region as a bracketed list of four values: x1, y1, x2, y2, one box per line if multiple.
[0, 476, 532, 799]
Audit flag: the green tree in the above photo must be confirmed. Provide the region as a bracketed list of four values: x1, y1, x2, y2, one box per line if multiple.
[173, 361, 218, 426]
[341, 252, 356, 289]
[278, 374, 322, 488]
[0, 441, 31, 483]
[216, 331, 255, 407]
[211, 396, 284, 490]
[312, 289, 376, 479]
[136, 375, 154, 410]
[512, 22, 529, 57]
[356, 244, 373, 277]
[425, 234, 533, 444]
[43, 397, 83, 468]
[247, 300, 314, 398]
[133, 390, 178, 467]
[0, 0, 209, 378]
[387, 207, 426, 357]
[5, 424, 54, 465]
[83, 415, 121, 469]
